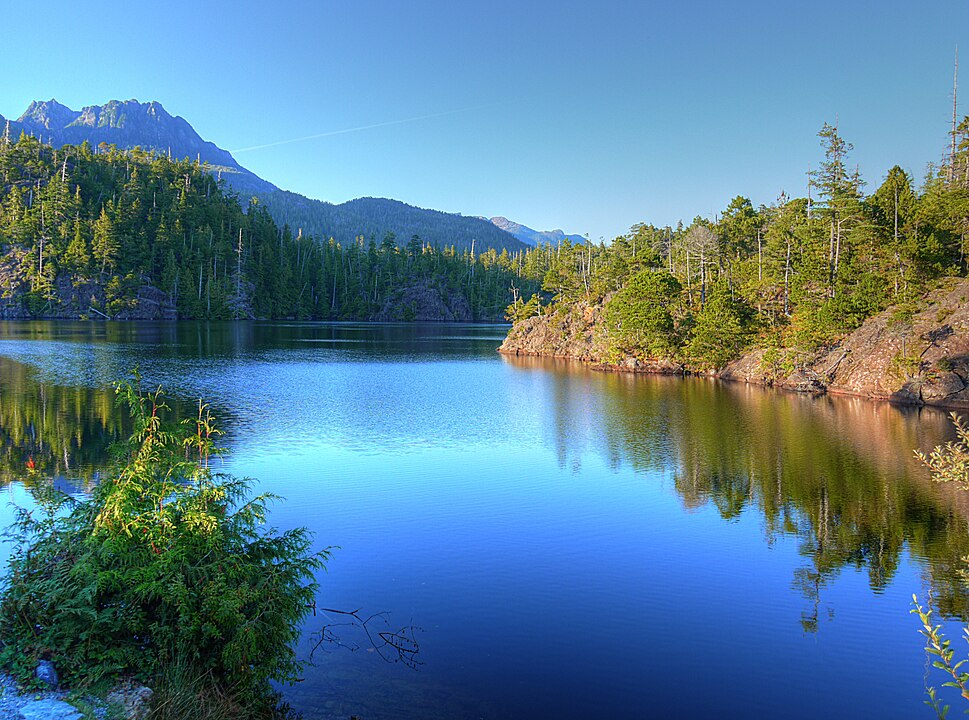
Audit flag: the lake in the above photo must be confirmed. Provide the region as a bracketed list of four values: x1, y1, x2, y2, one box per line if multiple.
[0, 320, 966, 719]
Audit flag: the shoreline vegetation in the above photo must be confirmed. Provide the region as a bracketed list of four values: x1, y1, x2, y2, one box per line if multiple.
[499, 275, 969, 410]
[499, 120, 969, 410]
[0, 379, 324, 719]
[2, 117, 969, 413]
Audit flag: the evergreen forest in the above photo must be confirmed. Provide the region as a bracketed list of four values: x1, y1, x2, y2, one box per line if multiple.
[3, 117, 969, 367]
[509, 121, 969, 368]
[0, 133, 539, 321]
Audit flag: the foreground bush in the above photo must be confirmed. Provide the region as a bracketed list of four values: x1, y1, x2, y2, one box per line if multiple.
[0, 379, 327, 715]
[914, 412, 969, 718]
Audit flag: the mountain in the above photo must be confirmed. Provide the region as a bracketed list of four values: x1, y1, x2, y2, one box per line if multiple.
[259, 191, 529, 252]
[6, 98, 528, 254]
[15, 99, 274, 194]
[488, 216, 586, 246]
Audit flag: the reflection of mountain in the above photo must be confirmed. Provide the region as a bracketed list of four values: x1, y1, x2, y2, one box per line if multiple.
[504, 354, 969, 621]
[0, 357, 222, 484]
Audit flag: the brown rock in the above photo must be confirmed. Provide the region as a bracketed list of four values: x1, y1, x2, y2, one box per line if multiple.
[922, 371, 968, 401]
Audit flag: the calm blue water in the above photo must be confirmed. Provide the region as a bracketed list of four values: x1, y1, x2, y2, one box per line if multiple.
[0, 321, 965, 719]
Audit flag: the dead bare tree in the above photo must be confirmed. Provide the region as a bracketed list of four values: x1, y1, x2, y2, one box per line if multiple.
[683, 225, 718, 305]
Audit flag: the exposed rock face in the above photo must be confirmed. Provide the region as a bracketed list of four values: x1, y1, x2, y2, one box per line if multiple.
[500, 278, 969, 409]
[0, 256, 176, 320]
[371, 281, 473, 322]
[500, 302, 608, 361]
[720, 279, 969, 408]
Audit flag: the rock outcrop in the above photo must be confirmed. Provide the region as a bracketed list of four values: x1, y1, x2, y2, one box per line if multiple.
[499, 302, 606, 361]
[0, 255, 176, 321]
[500, 278, 969, 409]
[371, 281, 473, 322]
[724, 279, 969, 408]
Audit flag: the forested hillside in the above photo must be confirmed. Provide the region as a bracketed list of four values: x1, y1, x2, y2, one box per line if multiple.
[2, 98, 528, 255]
[6, 98, 274, 194]
[255, 190, 528, 254]
[0, 133, 539, 320]
[503, 121, 969, 372]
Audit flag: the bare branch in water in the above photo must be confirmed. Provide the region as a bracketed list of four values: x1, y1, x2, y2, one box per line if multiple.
[309, 607, 423, 670]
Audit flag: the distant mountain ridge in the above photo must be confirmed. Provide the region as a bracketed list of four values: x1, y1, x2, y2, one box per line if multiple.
[9, 98, 274, 194]
[1, 98, 543, 253]
[261, 191, 527, 252]
[487, 216, 586, 246]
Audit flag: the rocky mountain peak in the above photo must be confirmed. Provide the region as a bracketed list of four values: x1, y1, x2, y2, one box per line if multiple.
[72, 99, 173, 129]
[18, 99, 79, 130]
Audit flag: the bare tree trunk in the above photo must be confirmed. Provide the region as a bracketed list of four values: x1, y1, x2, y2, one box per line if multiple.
[236, 228, 243, 296]
[833, 218, 843, 296]
[828, 219, 835, 293]
[757, 229, 762, 282]
[685, 250, 693, 304]
[700, 246, 706, 305]
[668, 229, 673, 274]
[784, 238, 791, 316]
[951, 46, 960, 185]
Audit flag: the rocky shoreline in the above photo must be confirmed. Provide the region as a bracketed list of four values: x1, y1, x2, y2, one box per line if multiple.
[498, 278, 969, 410]
[0, 672, 99, 720]
[0, 662, 151, 720]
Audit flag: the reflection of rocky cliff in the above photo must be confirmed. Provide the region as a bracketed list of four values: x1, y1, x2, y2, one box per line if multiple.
[505, 354, 969, 620]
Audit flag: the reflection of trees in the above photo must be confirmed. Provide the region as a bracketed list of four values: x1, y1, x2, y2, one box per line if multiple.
[0, 357, 226, 484]
[0, 357, 127, 484]
[506, 355, 969, 624]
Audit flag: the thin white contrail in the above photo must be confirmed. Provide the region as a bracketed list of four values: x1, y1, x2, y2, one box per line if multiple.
[230, 104, 499, 154]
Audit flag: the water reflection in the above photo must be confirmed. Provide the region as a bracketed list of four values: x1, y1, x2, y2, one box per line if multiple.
[2, 323, 969, 717]
[505, 355, 969, 622]
[0, 356, 223, 485]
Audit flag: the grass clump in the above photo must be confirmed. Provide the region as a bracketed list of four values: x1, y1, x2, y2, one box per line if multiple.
[0, 376, 328, 717]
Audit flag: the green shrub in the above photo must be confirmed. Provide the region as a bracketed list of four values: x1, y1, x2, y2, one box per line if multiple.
[0, 378, 328, 714]
[686, 284, 753, 370]
[505, 293, 543, 323]
[913, 413, 969, 718]
[602, 270, 681, 357]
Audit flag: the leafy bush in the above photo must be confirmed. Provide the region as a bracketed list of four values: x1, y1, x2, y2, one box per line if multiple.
[916, 413, 969, 490]
[0, 378, 327, 714]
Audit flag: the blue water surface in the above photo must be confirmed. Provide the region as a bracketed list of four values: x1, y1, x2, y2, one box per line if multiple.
[0, 320, 964, 719]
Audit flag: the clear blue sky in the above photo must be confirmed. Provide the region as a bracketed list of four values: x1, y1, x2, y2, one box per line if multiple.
[2, 0, 966, 241]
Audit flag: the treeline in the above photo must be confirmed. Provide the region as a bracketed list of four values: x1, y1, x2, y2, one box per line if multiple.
[508, 121, 969, 368]
[0, 134, 539, 320]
